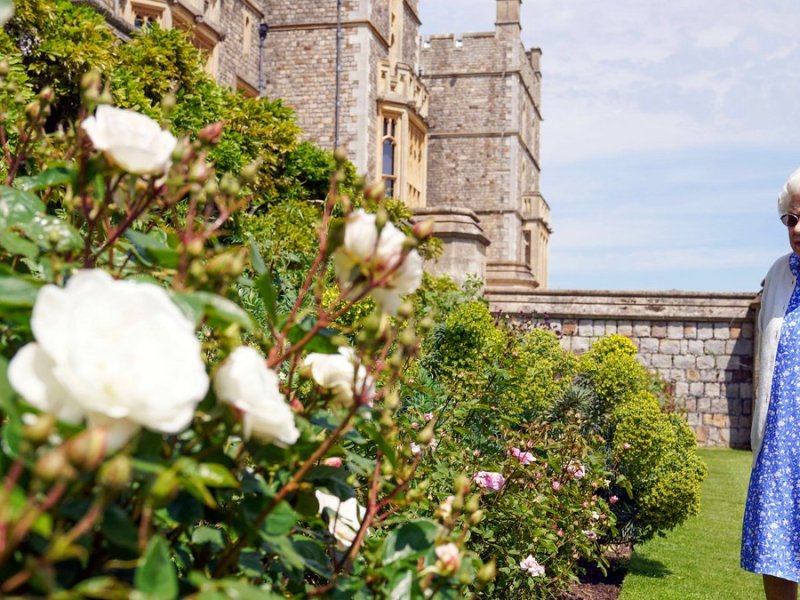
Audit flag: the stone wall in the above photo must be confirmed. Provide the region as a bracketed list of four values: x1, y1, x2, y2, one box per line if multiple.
[487, 288, 759, 448]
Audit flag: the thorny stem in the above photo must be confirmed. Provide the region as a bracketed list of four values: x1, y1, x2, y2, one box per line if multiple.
[0, 480, 67, 565]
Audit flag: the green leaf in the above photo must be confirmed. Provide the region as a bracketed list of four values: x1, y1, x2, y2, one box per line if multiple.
[262, 534, 305, 571]
[287, 317, 340, 354]
[382, 520, 439, 565]
[292, 537, 333, 578]
[262, 501, 299, 537]
[0, 230, 39, 258]
[14, 166, 74, 192]
[174, 291, 255, 331]
[255, 271, 277, 325]
[248, 238, 267, 275]
[0, 275, 41, 308]
[362, 421, 398, 468]
[194, 462, 239, 488]
[191, 526, 225, 551]
[125, 230, 180, 268]
[388, 570, 414, 600]
[0, 356, 22, 457]
[17, 214, 83, 252]
[135, 536, 178, 600]
[101, 504, 139, 552]
[0, 186, 45, 229]
[305, 466, 355, 500]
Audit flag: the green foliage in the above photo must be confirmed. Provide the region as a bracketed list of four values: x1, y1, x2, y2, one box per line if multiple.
[578, 335, 650, 412]
[5, 0, 116, 121]
[513, 327, 578, 415]
[0, 17, 479, 595]
[578, 335, 707, 543]
[423, 300, 505, 379]
[113, 25, 208, 108]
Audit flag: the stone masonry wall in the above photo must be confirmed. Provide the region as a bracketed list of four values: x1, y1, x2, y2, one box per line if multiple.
[488, 289, 758, 448]
[264, 0, 386, 173]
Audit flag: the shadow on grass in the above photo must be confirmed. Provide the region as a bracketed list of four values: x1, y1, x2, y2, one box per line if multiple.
[627, 554, 673, 579]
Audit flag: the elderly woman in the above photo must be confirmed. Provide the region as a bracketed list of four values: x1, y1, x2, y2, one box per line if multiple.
[742, 167, 800, 600]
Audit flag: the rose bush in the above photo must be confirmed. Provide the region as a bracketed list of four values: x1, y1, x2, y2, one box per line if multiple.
[0, 1, 708, 596]
[0, 62, 482, 596]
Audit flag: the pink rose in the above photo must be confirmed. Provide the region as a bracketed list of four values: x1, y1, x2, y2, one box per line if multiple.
[510, 447, 535, 465]
[473, 471, 506, 491]
[424, 412, 434, 422]
[610, 495, 619, 504]
[567, 461, 586, 480]
[323, 457, 343, 468]
[552, 480, 561, 491]
[411, 422, 419, 430]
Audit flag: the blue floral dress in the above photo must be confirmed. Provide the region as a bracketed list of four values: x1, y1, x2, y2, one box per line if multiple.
[742, 253, 800, 581]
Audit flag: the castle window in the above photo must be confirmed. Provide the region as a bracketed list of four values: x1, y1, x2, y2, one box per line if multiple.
[243, 14, 252, 57]
[131, 3, 163, 28]
[523, 230, 532, 269]
[381, 116, 398, 198]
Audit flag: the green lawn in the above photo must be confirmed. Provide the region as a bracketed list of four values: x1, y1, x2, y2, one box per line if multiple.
[618, 448, 764, 600]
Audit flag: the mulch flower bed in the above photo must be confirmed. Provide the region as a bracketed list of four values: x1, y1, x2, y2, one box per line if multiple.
[564, 544, 632, 600]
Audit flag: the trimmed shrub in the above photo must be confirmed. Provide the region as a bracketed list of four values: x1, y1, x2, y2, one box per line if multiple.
[579, 335, 707, 542]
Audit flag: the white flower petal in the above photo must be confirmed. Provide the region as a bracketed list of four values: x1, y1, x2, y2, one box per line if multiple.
[81, 106, 177, 175]
[215, 346, 298, 446]
[8, 343, 83, 423]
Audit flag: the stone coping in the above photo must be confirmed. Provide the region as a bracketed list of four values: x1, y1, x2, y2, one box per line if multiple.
[487, 288, 760, 322]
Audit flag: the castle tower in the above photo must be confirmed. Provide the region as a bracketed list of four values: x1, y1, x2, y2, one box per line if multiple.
[262, 0, 429, 207]
[420, 0, 551, 289]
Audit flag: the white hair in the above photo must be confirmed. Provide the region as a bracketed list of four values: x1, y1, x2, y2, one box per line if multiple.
[778, 167, 800, 215]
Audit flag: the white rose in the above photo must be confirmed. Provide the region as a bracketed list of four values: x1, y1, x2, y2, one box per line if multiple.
[435, 542, 461, 573]
[302, 347, 371, 406]
[334, 209, 423, 314]
[81, 105, 177, 175]
[335, 209, 379, 268]
[315, 490, 366, 549]
[8, 270, 209, 451]
[214, 346, 299, 447]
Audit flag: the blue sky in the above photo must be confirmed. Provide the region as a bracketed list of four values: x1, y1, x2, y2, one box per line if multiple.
[419, 0, 800, 292]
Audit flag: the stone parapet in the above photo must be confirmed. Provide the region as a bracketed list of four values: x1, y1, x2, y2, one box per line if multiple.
[489, 289, 759, 449]
[488, 288, 757, 321]
[413, 207, 489, 286]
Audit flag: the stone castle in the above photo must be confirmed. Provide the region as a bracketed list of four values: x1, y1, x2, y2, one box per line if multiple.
[86, 0, 757, 449]
[86, 0, 551, 291]
[262, 0, 550, 291]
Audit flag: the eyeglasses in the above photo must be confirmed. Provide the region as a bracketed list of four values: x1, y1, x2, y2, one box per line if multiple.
[781, 214, 800, 227]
